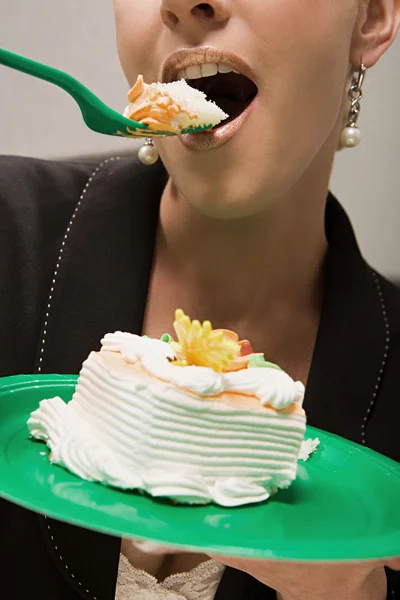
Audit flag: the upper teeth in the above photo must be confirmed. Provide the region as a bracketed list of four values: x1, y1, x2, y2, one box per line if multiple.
[176, 63, 239, 81]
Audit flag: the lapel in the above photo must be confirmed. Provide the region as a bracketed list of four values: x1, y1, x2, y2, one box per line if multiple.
[35, 156, 166, 600]
[35, 156, 167, 375]
[219, 200, 388, 600]
[35, 157, 387, 600]
[303, 198, 386, 442]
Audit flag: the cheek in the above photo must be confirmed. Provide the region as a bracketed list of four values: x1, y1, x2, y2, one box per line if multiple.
[246, 1, 354, 102]
[244, 0, 354, 48]
[114, 0, 162, 85]
[247, 2, 354, 163]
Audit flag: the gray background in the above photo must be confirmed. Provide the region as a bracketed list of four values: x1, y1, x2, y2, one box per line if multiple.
[1, 1, 399, 278]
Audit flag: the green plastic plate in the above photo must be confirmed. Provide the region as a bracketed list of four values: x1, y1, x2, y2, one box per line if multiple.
[0, 375, 399, 561]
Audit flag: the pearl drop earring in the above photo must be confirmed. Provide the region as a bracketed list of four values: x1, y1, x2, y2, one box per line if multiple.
[340, 63, 366, 149]
[138, 138, 159, 165]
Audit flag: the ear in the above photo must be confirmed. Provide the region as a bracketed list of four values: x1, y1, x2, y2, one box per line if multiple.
[350, 0, 400, 67]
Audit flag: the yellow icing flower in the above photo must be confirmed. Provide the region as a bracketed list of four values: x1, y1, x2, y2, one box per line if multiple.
[171, 309, 241, 373]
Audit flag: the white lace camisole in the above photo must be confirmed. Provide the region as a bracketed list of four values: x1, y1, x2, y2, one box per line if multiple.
[115, 554, 225, 600]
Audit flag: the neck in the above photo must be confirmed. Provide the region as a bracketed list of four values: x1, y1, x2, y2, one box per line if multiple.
[158, 180, 327, 311]
[147, 165, 331, 381]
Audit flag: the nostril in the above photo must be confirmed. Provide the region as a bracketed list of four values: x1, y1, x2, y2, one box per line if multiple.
[161, 9, 179, 27]
[192, 3, 215, 18]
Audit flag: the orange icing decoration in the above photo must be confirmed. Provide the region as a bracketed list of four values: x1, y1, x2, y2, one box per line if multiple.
[125, 75, 198, 133]
[213, 330, 256, 372]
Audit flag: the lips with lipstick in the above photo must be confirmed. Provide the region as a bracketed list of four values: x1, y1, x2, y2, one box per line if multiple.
[163, 48, 259, 149]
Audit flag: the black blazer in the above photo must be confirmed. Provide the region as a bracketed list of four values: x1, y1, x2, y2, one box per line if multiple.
[0, 155, 399, 599]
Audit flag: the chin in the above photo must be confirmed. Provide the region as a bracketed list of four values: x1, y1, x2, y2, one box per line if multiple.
[156, 108, 335, 220]
[178, 170, 282, 220]
[159, 147, 291, 221]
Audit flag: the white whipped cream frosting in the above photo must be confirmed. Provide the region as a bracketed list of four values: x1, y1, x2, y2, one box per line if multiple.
[28, 332, 307, 507]
[102, 332, 305, 409]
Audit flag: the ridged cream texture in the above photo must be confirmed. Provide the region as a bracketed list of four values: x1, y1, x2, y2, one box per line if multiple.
[28, 335, 306, 507]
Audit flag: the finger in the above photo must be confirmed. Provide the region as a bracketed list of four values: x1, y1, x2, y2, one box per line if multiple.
[385, 557, 400, 571]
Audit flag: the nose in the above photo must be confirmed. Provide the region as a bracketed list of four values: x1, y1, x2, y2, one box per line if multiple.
[160, 1, 232, 35]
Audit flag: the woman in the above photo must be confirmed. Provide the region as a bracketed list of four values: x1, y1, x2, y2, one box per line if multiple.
[0, 0, 400, 599]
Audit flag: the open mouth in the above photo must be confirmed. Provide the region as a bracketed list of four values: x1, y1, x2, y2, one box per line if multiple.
[183, 71, 258, 130]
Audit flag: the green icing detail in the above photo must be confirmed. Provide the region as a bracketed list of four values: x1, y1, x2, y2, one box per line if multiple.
[161, 333, 173, 343]
[249, 354, 283, 371]
[142, 335, 150, 339]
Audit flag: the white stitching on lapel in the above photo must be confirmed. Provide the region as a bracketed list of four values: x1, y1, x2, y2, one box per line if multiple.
[38, 157, 121, 600]
[361, 270, 390, 445]
[37, 156, 121, 373]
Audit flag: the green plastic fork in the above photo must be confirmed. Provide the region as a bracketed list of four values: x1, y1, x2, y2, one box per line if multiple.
[0, 48, 211, 139]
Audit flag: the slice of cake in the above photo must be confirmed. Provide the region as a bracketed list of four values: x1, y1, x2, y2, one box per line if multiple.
[28, 310, 306, 507]
[123, 75, 228, 134]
